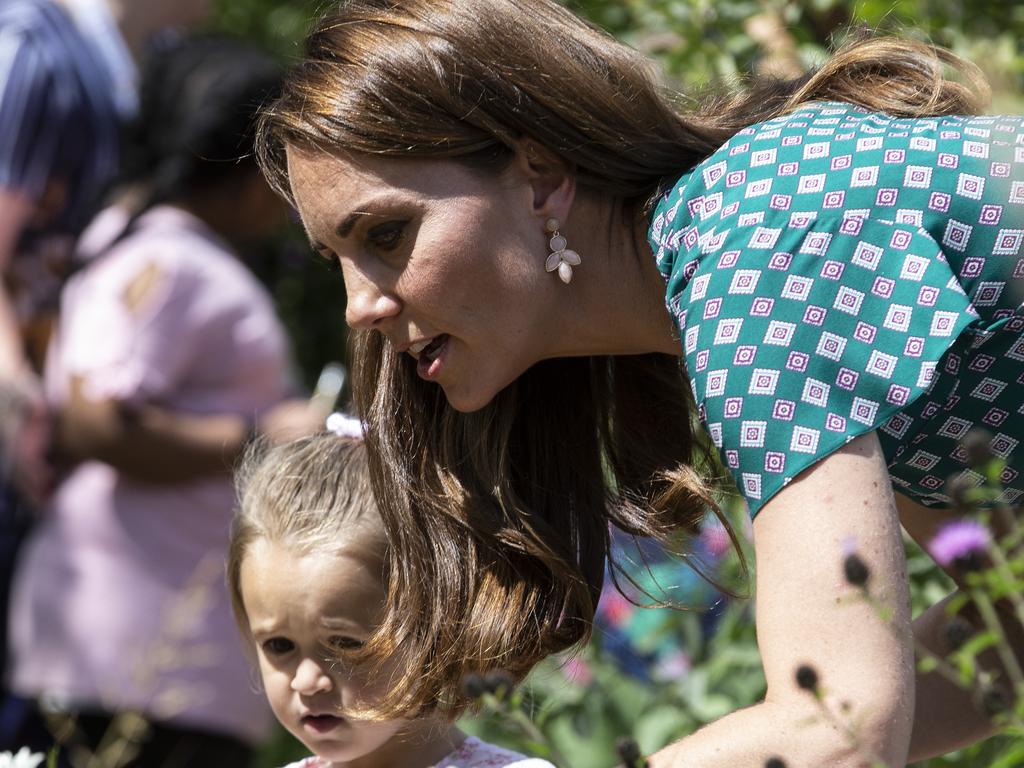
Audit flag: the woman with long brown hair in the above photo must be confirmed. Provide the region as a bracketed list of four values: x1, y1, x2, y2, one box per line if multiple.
[256, 1, 1022, 764]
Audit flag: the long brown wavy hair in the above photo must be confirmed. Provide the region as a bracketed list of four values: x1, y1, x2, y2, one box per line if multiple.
[256, 0, 989, 718]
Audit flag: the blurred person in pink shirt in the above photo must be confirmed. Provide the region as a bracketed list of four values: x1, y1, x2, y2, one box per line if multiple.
[0, 0, 212, 699]
[3, 36, 328, 767]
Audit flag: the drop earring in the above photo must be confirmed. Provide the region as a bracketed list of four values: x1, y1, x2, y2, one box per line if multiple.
[544, 218, 581, 284]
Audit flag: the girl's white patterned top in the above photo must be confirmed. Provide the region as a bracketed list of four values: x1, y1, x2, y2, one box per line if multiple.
[280, 736, 555, 768]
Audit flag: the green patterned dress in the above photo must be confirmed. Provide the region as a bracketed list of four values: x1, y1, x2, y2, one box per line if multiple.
[648, 102, 1024, 517]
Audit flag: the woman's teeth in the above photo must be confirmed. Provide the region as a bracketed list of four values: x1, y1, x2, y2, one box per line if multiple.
[409, 338, 433, 356]
[422, 335, 447, 360]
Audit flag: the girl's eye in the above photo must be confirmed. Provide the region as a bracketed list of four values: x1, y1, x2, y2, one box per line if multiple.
[327, 635, 364, 651]
[367, 221, 406, 252]
[262, 637, 295, 656]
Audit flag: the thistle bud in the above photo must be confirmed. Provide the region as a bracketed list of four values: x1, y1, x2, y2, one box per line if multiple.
[795, 664, 819, 693]
[616, 737, 646, 768]
[945, 473, 973, 511]
[460, 673, 486, 700]
[962, 429, 993, 468]
[944, 617, 974, 651]
[482, 670, 515, 697]
[843, 553, 870, 587]
[981, 683, 1010, 716]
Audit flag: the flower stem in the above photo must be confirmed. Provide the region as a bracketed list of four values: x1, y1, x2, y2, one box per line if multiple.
[481, 692, 572, 768]
[971, 588, 1024, 695]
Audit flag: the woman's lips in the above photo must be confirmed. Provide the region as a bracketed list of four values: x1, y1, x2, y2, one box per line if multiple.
[416, 334, 449, 380]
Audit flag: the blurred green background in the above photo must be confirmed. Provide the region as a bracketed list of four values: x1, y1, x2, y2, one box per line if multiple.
[204, 1, 1024, 766]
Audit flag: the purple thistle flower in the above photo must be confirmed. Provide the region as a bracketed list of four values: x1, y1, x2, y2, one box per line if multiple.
[928, 519, 991, 568]
[561, 657, 594, 686]
[652, 650, 691, 682]
[700, 522, 733, 560]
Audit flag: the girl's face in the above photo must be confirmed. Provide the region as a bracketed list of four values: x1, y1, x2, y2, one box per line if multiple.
[286, 146, 561, 413]
[240, 539, 405, 764]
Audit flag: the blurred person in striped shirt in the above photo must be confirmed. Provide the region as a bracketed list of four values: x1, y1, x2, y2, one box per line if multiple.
[0, 0, 209, 736]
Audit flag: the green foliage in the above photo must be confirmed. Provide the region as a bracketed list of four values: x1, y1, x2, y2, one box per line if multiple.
[242, 230, 350, 392]
[210, 0, 321, 60]
[568, 0, 1024, 111]
[453, 520, 1024, 767]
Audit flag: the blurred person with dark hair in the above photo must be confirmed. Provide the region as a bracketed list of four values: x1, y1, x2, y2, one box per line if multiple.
[0, 0, 212, 450]
[2, 36, 327, 767]
[0, 0, 211, 716]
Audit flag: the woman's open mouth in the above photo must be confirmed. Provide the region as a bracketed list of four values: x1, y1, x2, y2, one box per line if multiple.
[413, 334, 449, 380]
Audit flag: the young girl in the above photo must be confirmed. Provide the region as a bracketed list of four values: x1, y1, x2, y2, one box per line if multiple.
[228, 428, 556, 768]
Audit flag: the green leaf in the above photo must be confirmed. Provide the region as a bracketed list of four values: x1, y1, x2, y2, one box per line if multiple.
[633, 705, 694, 754]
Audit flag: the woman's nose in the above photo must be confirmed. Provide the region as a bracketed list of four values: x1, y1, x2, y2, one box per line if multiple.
[342, 263, 401, 329]
[291, 657, 334, 695]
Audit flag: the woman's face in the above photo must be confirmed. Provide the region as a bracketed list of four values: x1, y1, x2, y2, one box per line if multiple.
[286, 146, 558, 413]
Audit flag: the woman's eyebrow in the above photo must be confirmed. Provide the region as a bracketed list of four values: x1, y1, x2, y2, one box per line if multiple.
[308, 209, 386, 251]
[335, 211, 366, 238]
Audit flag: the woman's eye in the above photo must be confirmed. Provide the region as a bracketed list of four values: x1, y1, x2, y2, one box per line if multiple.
[262, 637, 295, 656]
[314, 249, 341, 273]
[367, 221, 406, 251]
[327, 635, 364, 651]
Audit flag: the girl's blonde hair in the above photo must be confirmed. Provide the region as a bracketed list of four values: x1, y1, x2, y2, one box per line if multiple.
[228, 435, 382, 639]
[255, 0, 990, 719]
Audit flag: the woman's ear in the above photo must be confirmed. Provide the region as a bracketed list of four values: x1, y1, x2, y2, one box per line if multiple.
[510, 137, 576, 224]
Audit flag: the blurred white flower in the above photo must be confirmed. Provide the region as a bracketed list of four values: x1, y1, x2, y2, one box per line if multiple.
[0, 748, 46, 768]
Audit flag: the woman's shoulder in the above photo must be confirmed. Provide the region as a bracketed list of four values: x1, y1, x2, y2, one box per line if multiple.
[650, 100, 1024, 286]
[649, 102, 862, 258]
[659, 101, 1024, 210]
[435, 736, 556, 768]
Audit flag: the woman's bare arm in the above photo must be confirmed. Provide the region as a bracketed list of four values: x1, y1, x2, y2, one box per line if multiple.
[0, 189, 34, 375]
[650, 431, 915, 767]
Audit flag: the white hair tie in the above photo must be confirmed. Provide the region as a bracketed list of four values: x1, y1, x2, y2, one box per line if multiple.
[325, 412, 365, 439]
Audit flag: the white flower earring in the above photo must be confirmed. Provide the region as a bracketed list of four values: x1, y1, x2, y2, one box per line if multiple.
[544, 218, 581, 284]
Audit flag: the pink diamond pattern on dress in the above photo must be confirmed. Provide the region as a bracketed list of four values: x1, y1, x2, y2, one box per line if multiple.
[648, 103, 1024, 515]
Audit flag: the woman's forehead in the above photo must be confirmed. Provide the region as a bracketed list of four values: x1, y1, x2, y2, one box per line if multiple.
[284, 143, 518, 238]
[286, 142, 510, 196]
[285, 143, 376, 191]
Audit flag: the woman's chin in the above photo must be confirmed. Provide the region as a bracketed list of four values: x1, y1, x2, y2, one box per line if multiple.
[445, 391, 494, 414]
[441, 380, 500, 414]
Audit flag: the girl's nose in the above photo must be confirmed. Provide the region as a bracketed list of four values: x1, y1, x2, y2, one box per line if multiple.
[291, 657, 334, 695]
[342, 264, 401, 329]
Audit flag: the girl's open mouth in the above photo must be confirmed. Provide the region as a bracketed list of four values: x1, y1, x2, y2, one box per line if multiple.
[302, 714, 344, 733]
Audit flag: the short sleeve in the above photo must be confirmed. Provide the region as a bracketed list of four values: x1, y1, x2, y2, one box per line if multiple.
[58, 253, 202, 404]
[680, 214, 980, 516]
